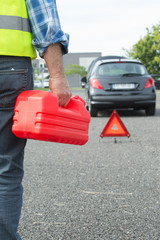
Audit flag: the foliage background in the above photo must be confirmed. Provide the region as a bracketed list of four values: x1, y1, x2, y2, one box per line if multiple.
[124, 23, 160, 74]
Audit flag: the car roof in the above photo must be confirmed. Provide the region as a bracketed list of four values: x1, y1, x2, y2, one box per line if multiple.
[87, 56, 142, 74]
[92, 58, 142, 70]
[94, 55, 126, 60]
[88, 56, 126, 68]
[87, 56, 143, 78]
[98, 58, 142, 65]
[89, 58, 144, 77]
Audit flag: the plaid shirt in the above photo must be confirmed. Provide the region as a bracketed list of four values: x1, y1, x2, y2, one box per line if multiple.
[26, 0, 69, 57]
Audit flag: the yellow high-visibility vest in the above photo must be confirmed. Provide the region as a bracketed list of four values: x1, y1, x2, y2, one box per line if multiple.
[0, 0, 37, 59]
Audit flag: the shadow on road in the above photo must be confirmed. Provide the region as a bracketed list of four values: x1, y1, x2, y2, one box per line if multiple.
[72, 89, 160, 118]
[97, 107, 160, 118]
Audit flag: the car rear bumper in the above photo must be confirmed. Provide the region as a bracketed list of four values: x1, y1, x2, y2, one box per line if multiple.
[91, 94, 156, 109]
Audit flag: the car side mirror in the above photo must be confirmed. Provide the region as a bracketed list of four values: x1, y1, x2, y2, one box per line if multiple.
[81, 77, 87, 88]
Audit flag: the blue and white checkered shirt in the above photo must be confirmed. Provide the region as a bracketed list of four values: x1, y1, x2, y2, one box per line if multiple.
[26, 0, 69, 57]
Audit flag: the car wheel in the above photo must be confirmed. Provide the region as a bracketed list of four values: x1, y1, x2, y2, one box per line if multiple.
[145, 105, 156, 116]
[86, 105, 89, 110]
[88, 99, 97, 117]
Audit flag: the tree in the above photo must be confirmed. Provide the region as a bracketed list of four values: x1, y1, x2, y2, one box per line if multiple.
[125, 23, 160, 74]
[65, 64, 87, 78]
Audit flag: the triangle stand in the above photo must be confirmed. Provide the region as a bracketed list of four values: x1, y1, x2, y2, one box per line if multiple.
[100, 110, 131, 142]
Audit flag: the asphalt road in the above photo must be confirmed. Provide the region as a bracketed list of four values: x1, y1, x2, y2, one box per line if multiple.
[19, 90, 160, 240]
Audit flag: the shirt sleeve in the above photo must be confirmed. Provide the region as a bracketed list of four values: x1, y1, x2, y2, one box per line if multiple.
[26, 0, 69, 57]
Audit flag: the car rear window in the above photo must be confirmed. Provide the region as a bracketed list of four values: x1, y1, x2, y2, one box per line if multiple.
[97, 62, 147, 77]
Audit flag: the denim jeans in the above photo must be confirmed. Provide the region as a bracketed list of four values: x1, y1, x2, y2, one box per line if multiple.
[0, 56, 33, 240]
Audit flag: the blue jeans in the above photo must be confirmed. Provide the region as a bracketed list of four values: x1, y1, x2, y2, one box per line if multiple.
[0, 56, 33, 240]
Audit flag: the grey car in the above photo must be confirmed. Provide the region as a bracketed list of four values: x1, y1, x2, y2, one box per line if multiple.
[81, 56, 156, 117]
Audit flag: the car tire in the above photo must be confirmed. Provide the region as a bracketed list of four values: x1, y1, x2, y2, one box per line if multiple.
[86, 104, 89, 110]
[145, 105, 156, 116]
[88, 99, 97, 117]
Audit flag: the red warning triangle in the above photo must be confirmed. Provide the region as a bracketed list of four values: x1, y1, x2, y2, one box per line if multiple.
[100, 110, 130, 138]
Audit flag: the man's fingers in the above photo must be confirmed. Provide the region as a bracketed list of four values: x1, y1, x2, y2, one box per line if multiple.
[49, 77, 72, 106]
[57, 92, 72, 107]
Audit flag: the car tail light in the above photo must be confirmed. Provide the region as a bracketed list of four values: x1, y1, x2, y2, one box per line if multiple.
[90, 78, 103, 89]
[144, 77, 155, 88]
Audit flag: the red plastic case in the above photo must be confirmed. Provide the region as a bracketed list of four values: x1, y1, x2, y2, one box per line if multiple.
[12, 90, 91, 145]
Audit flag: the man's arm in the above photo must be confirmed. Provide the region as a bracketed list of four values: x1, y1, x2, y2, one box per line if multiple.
[43, 43, 72, 106]
[26, 0, 71, 106]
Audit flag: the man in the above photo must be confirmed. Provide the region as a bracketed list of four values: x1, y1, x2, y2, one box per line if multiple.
[0, 0, 71, 239]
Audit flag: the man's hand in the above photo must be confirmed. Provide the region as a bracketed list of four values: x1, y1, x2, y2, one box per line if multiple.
[49, 75, 72, 107]
[43, 43, 72, 106]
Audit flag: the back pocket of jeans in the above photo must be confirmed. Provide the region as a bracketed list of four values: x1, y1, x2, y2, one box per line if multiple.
[0, 69, 28, 108]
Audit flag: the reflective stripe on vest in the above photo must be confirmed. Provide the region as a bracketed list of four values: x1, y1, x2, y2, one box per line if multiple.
[0, 15, 31, 32]
[0, 0, 37, 59]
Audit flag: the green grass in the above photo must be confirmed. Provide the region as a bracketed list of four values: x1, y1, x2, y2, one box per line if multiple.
[34, 87, 49, 91]
[35, 87, 83, 91]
